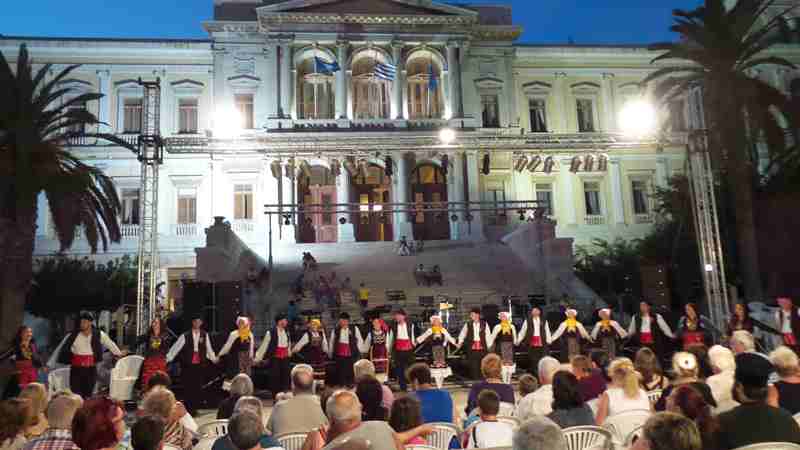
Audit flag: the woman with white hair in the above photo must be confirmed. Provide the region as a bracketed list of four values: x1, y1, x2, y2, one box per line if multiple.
[768, 345, 800, 414]
[706, 345, 739, 413]
[595, 357, 651, 425]
[218, 317, 256, 376]
[416, 316, 456, 368]
[653, 352, 716, 411]
[550, 308, 592, 362]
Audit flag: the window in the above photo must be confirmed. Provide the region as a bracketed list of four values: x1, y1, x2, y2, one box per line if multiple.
[486, 182, 507, 225]
[668, 100, 687, 131]
[66, 102, 88, 134]
[529, 99, 547, 132]
[576, 99, 595, 132]
[235, 94, 254, 130]
[632, 180, 649, 215]
[481, 94, 500, 128]
[178, 98, 199, 134]
[534, 183, 553, 216]
[121, 189, 140, 225]
[177, 188, 197, 224]
[233, 184, 253, 220]
[584, 181, 602, 216]
[123, 98, 143, 133]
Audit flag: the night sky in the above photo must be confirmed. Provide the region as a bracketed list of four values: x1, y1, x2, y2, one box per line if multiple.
[0, 0, 702, 45]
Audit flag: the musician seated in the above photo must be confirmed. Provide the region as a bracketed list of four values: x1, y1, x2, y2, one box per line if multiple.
[428, 266, 443, 286]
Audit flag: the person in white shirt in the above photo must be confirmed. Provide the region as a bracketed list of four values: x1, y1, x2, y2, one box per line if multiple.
[293, 318, 329, 383]
[456, 307, 491, 380]
[516, 307, 552, 376]
[166, 314, 219, 414]
[387, 309, 415, 391]
[464, 390, 514, 449]
[218, 317, 256, 377]
[416, 316, 456, 368]
[255, 314, 293, 396]
[49, 311, 125, 399]
[591, 308, 627, 359]
[628, 301, 675, 361]
[328, 312, 363, 387]
[550, 309, 592, 362]
[516, 356, 561, 420]
[595, 357, 652, 425]
[776, 296, 800, 352]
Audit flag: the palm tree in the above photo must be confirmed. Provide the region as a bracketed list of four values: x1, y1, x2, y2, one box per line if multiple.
[644, 0, 798, 302]
[0, 44, 136, 350]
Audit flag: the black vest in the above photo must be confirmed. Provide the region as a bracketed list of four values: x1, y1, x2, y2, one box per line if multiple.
[631, 314, 666, 350]
[466, 321, 488, 352]
[522, 317, 550, 350]
[57, 329, 103, 365]
[179, 330, 209, 366]
[265, 327, 291, 358]
[333, 326, 359, 358]
[391, 322, 415, 350]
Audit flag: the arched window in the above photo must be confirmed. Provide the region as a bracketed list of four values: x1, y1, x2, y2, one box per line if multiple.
[406, 52, 443, 119]
[351, 52, 391, 119]
[353, 164, 388, 185]
[296, 58, 335, 119]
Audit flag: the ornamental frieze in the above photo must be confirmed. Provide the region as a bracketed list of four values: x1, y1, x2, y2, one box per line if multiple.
[258, 12, 477, 26]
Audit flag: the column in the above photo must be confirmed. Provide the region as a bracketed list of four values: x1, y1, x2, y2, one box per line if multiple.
[601, 73, 617, 132]
[609, 158, 625, 225]
[450, 152, 466, 240]
[157, 69, 170, 134]
[655, 156, 669, 189]
[446, 42, 463, 118]
[212, 48, 228, 116]
[552, 72, 568, 132]
[393, 152, 413, 240]
[279, 42, 293, 118]
[505, 50, 518, 127]
[558, 159, 577, 225]
[336, 41, 349, 119]
[280, 162, 297, 242]
[265, 42, 279, 117]
[391, 42, 404, 120]
[337, 169, 355, 242]
[464, 151, 485, 241]
[96, 70, 111, 133]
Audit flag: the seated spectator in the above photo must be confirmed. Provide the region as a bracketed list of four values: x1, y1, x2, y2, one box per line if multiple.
[138, 372, 196, 434]
[666, 385, 719, 450]
[23, 392, 82, 450]
[465, 390, 513, 449]
[144, 371, 172, 393]
[635, 347, 669, 391]
[355, 376, 387, 421]
[213, 397, 281, 450]
[716, 353, 800, 449]
[389, 397, 425, 445]
[511, 416, 566, 450]
[219, 374, 254, 420]
[595, 357, 651, 425]
[654, 352, 716, 412]
[266, 365, 327, 436]
[353, 360, 394, 410]
[227, 411, 264, 450]
[131, 416, 164, 450]
[19, 383, 48, 439]
[630, 412, 702, 450]
[685, 345, 713, 379]
[590, 349, 611, 383]
[0, 399, 32, 450]
[730, 330, 756, 355]
[706, 345, 738, 414]
[141, 388, 192, 450]
[516, 357, 560, 421]
[571, 355, 605, 402]
[768, 345, 800, 414]
[547, 371, 595, 429]
[72, 397, 126, 450]
[465, 354, 515, 415]
[517, 374, 538, 401]
[408, 363, 454, 423]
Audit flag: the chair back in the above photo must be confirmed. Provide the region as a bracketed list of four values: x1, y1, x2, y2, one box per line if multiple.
[602, 409, 651, 444]
[646, 389, 662, 406]
[794, 412, 800, 427]
[112, 355, 145, 377]
[498, 402, 516, 417]
[198, 420, 229, 438]
[731, 443, 800, 450]
[110, 355, 145, 401]
[48, 368, 70, 395]
[277, 432, 309, 450]
[163, 444, 182, 450]
[497, 416, 520, 428]
[405, 446, 438, 450]
[562, 426, 612, 450]
[427, 422, 459, 450]
[192, 438, 216, 450]
[623, 425, 644, 447]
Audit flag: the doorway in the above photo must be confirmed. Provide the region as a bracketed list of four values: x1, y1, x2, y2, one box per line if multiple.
[411, 163, 450, 241]
[352, 164, 393, 242]
[298, 166, 338, 243]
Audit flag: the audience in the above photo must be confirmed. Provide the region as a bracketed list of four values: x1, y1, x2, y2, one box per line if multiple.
[635, 348, 669, 391]
[131, 416, 164, 450]
[630, 412, 702, 450]
[465, 354, 515, 415]
[227, 412, 264, 450]
[266, 365, 327, 436]
[570, 355, 605, 402]
[353, 360, 394, 410]
[19, 384, 48, 439]
[219, 374, 254, 420]
[388, 397, 425, 445]
[595, 357, 651, 425]
[319, 390, 412, 450]
[666, 385, 720, 450]
[517, 374, 538, 400]
[654, 352, 715, 411]
[139, 372, 197, 434]
[511, 416, 566, 450]
[0, 399, 32, 450]
[141, 388, 192, 450]
[589, 350, 611, 383]
[768, 345, 800, 414]
[72, 397, 126, 450]
[23, 392, 82, 450]
[354, 376, 387, 421]
[729, 330, 756, 355]
[213, 397, 281, 450]
[706, 345, 738, 414]
[516, 357, 560, 420]
[547, 371, 595, 428]
[407, 363, 454, 423]
[464, 390, 513, 449]
[144, 372, 172, 394]
[716, 353, 800, 449]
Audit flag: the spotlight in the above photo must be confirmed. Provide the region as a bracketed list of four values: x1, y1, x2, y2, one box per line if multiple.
[597, 154, 609, 172]
[441, 154, 449, 175]
[330, 159, 341, 177]
[514, 155, 528, 172]
[543, 156, 555, 174]
[569, 155, 582, 173]
[526, 155, 542, 172]
[450, 214, 458, 222]
[518, 209, 526, 221]
[584, 154, 595, 172]
[384, 156, 394, 177]
[339, 217, 347, 225]
[270, 160, 281, 179]
[482, 154, 491, 175]
[283, 215, 291, 225]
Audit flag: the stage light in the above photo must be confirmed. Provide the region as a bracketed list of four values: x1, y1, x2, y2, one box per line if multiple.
[619, 99, 657, 136]
[212, 106, 243, 139]
[384, 156, 394, 177]
[450, 214, 458, 222]
[514, 155, 528, 172]
[439, 128, 456, 145]
[270, 160, 281, 179]
[441, 154, 449, 175]
[543, 156, 555, 174]
[482, 153, 491, 175]
[569, 155, 582, 173]
[526, 155, 542, 172]
[283, 215, 291, 225]
[584, 154, 595, 172]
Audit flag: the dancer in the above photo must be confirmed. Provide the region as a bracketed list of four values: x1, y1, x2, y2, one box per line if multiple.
[515, 307, 551, 376]
[550, 308, 592, 362]
[218, 316, 256, 377]
[0, 326, 44, 390]
[457, 307, 491, 380]
[387, 308, 416, 391]
[328, 312, 363, 387]
[590, 308, 627, 359]
[776, 296, 800, 352]
[49, 312, 125, 399]
[166, 313, 218, 414]
[292, 318, 329, 383]
[416, 315, 457, 368]
[727, 303, 754, 336]
[490, 312, 518, 383]
[256, 314, 293, 395]
[360, 316, 390, 383]
[676, 303, 711, 350]
[627, 301, 675, 360]
[137, 317, 172, 388]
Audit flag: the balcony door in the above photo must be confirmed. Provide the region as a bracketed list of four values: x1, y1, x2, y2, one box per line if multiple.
[411, 164, 450, 241]
[298, 166, 338, 243]
[352, 164, 393, 242]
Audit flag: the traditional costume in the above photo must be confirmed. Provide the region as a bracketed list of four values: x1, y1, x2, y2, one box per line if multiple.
[416, 316, 457, 368]
[515, 308, 551, 375]
[776, 297, 800, 352]
[590, 308, 627, 359]
[256, 314, 293, 395]
[137, 318, 172, 388]
[550, 309, 592, 362]
[293, 319, 329, 382]
[360, 318, 390, 383]
[627, 302, 675, 359]
[457, 307, 491, 380]
[490, 312, 518, 383]
[676, 303, 711, 351]
[388, 309, 416, 391]
[0, 327, 44, 389]
[727, 303, 754, 336]
[165, 314, 218, 414]
[219, 317, 256, 377]
[327, 312, 363, 387]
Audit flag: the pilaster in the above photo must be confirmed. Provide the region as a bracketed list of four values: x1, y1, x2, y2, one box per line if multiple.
[337, 168, 356, 242]
[265, 42, 280, 118]
[279, 41, 294, 118]
[464, 151, 485, 241]
[609, 158, 625, 225]
[393, 152, 412, 240]
[553, 72, 568, 132]
[446, 41, 463, 119]
[96, 69, 111, 133]
[601, 73, 617, 132]
[336, 41, 349, 120]
[557, 159, 577, 225]
[655, 156, 669, 189]
[391, 42, 405, 120]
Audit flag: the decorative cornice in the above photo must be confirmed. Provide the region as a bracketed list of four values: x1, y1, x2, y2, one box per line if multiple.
[258, 12, 477, 27]
[203, 21, 260, 34]
[469, 26, 523, 42]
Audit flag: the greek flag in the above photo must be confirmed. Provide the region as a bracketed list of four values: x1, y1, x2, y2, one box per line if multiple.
[428, 64, 438, 91]
[374, 62, 397, 81]
[314, 56, 340, 74]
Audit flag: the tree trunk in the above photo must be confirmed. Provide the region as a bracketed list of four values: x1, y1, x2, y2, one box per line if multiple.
[0, 206, 37, 348]
[728, 163, 764, 301]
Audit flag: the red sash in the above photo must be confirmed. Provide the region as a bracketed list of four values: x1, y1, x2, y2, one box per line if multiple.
[785, 333, 797, 346]
[683, 331, 704, 348]
[275, 347, 289, 359]
[471, 341, 483, 351]
[530, 336, 543, 348]
[395, 339, 412, 351]
[191, 351, 201, 364]
[71, 355, 95, 367]
[640, 332, 654, 345]
[336, 342, 352, 357]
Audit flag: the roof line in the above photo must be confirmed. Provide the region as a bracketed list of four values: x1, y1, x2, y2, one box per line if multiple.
[0, 35, 211, 44]
[516, 42, 653, 49]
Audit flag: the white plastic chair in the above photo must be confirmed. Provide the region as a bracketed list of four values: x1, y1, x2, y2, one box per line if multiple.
[562, 426, 613, 450]
[623, 425, 644, 448]
[164, 444, 182, 450]
[192, 438, 216, 450]
[498, 401, 516, 417]
[497, 416, 520, 428]
[197, 420, 229, 438]
[731, 443, 800, 450]
[48, 367, 70, 395]
[794, 412, 800, 427]
[602, 409, 651, 445]
[646, 389, 662, 406]
[276, 432, 309, 450]
[427, 422, 459, 450]
[110, 355, 144, 401]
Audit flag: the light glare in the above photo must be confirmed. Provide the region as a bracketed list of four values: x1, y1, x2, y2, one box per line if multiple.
[213, 106, 243, 139]
[439, 128, 456, 145]
[619, 100, 657, 136]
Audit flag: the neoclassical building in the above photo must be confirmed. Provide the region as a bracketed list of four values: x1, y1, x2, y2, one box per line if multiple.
[4, 0, 800, 298]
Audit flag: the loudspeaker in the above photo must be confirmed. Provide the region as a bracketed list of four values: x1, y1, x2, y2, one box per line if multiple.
[181, 281, 241, 334]
[641, 265, 671, 309]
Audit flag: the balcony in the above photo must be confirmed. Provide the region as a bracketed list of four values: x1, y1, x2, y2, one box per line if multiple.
[231, 220, 257, 236]
[121, 224, 140, 239]
[584, 215, 605, 226]
[172, 223, 200, 237]
[634, 213, 655, 224]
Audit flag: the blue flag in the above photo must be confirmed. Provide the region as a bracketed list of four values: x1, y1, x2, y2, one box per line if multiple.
[374, 62, 397, 81]
[314, 56, 340, 74]
[428, 64, 438, 91]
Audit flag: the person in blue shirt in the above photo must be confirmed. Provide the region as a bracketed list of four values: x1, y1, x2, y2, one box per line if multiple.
[407, 362, 454, 423]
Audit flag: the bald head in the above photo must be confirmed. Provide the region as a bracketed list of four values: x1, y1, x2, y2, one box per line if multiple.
[292, 369, 314, 394]
[326, 390, 362, 425]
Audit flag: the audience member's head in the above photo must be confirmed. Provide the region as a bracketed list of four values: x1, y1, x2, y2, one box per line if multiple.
[512, 416, 566, 450]
[228, 411, 264, 450]
[666, 385, 718, 448]
[634, 347, 663, 386]
[770, 345, 800, 378]
[291, 365, 315, 394]
[707, 345, 736, 375]
[551, 371, 584, 411]
[590, 349, 611, 381]
[389, 396, 422, 433]
[326, 390, 362, 428]
[46, 392, 83, 430]
[142, 387, 178, 423]
[319, 388, 335, 413]
[478, 389, 500, 418]
[481, 353, 503, 381]
[234, 396, 265, 423]
[355, 376, 386, 421]
[145, 371, 172, 393]
[72, 397, 126, 450]
[131, 416, 165, 450]
[733, 352, 774, 404]
[538, 357, 561, 385]
[353, 359, 376, 382]
[570, 355, 592, 380]
[19, 382, 48, 425]
[730, 330, 755, 354]
[630, 412, 702, 450]
[608, 357, 640, 398]
[671, 352, 699, 381]
[0, 399, 31, 444]
[230, 373, 255, 398]
[518, 374, 539, 397]
[685, 345, 712, 379]
[406, 363, 433, 389]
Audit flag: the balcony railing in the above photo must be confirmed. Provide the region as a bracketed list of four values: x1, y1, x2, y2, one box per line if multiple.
[231, 220, 256, 235]
[634, 213, 655, 224]
[121, 224, 140, 239]
[172, 223, 200, 237]
[584, 215, 605, 226]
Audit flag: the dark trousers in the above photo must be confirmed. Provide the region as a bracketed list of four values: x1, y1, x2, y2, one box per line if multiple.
[527, 347, 547, 376]
[70, 366, 97, 399]
[334, 356, 355, 387]
[271, 358, 291, 395]
[466, 349, 486, 380]
[392, 350, 414, 391]
[181, 363, 205, 414]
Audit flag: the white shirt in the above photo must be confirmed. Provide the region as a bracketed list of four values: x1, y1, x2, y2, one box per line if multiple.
[387, 323, 414, 351]
[47, 329, 122, 367]
[327, 327, 363, 358]
[604, 387, 651, 416]
[293, 331, 329, 354]
[627, 314, 675, 339]
[255, 328, 291, 361]
[591, 320, 628, 340]
[550, 321, 592, 342]
[489, 323, 517, 349]
[416, 328, 457, 346]
[466, 421, 514, 449]
[219, 330, 256, 360]
[165, 330, 218, 363]
[515, 384, 554, 420]
[515, 318, 553, 346]
[457, 322, 491, 347]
